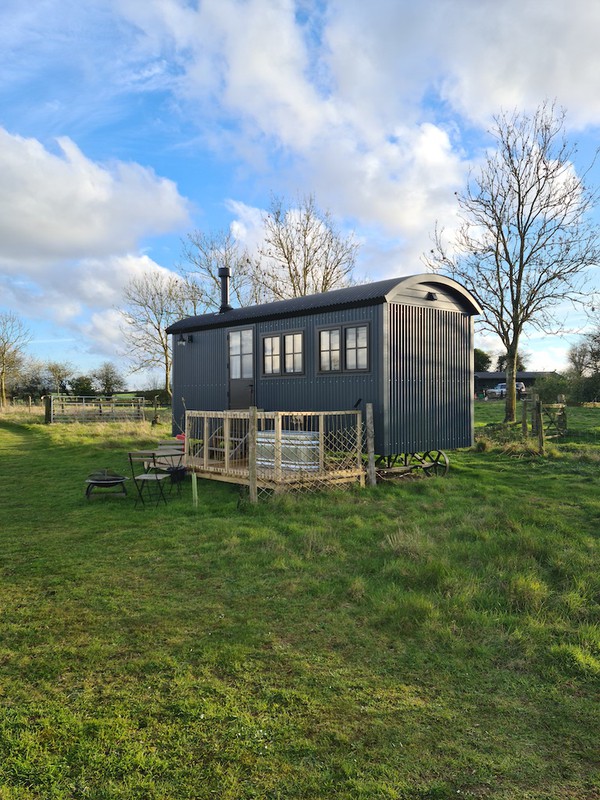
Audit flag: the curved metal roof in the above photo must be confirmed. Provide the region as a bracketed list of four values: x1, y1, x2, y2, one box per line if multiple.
[166, 273, 480, 334]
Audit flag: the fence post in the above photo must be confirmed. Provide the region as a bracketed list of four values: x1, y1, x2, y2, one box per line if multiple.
[203, 415, 209, 470]
[191, 471, 198, 508]
[535, 400, 545, 455]
[318, 413, 325, 472]
[355, 410, 365, 487]
[224, 414, 231, 472]
[44, 395, 52, 424]
[274, 412, 282, 483]
[248, 406, 258, 503]
[365, 403, 377, 487]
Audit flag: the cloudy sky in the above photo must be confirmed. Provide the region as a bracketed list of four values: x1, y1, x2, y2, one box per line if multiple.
[2, 0, 600, 382]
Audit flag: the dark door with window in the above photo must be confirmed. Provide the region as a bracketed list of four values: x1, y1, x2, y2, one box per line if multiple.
[228, 328, 254, 408]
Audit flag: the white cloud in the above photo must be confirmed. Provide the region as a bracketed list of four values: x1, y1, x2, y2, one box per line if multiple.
[2, 252, 173, 344]
[82, 308, 127, 357]
[433, 0, 600, 127]
[110, 1, 471, 273]
[226, 200, 265, 252]
[0, 129, 189, 269]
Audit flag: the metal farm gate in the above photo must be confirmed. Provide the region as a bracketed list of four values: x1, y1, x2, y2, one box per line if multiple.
[45, 395, 146, 423]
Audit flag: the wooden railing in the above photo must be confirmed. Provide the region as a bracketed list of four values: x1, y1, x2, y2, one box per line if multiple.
[185, 408, 365, 502]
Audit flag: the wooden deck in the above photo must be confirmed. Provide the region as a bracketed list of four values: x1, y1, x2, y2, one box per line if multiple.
[185, 408, 365, 500]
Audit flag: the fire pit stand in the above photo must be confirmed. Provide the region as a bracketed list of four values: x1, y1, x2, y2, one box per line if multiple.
[85, 469, 129, 500]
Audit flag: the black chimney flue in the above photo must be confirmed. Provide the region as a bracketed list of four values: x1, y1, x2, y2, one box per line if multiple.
[218, 266, 232, 313]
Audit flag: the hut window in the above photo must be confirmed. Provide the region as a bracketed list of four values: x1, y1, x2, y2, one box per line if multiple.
[284, 332, 304, 374]
[229, 329, 253, 379]
[262, 332, 304, 375]
[263, 335, 281, 375]
[319, 329, 341, 371]
[345, 325, 368, 370]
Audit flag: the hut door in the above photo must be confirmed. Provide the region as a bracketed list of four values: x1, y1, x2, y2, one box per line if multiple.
[228, 329, 254, 409]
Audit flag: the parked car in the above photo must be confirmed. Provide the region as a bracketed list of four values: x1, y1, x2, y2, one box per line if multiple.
[486, 382, 527, 399]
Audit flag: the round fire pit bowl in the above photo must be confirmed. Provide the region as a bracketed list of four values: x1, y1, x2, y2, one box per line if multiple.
[85, 469, 129, 500]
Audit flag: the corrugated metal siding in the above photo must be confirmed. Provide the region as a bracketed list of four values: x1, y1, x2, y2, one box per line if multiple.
[387, 304, 473, 454]
[172, 307, 383, 429]
[171, 328, 228, 432]
[254, 307, 381, 415]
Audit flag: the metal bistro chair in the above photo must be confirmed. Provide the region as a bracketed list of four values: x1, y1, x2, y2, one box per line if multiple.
[152, 447, 187, 495]
[128, 451, 170, 507]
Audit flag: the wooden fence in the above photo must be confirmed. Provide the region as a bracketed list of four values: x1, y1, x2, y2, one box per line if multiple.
[521, 398, 567, 454]
[185, 408, 365, 501]
[45, 395, 146, 423]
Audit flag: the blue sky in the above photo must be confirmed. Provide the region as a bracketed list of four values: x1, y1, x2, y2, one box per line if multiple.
[2, 0, 600, 385]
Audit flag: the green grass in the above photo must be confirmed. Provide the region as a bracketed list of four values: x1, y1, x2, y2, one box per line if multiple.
[0, 405, 599, 799]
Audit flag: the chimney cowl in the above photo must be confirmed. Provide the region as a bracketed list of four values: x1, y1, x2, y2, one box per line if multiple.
[218, 266, 232, 313]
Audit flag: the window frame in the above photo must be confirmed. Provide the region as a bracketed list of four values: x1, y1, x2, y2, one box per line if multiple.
[260, 330, 305, 377]
[228, 328, 254, 380]
[344, 323, 370, 372]
[262, 333, 281, 376]
[317, 321, 370, 374]
[318, 327, 342, 373]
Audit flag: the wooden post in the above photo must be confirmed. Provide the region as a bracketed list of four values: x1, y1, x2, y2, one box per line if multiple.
[203, 415, 209, 470]
[521, 400, 528, 437]
[274, 412, 282, 483]
[536, 400, 545, 456]
[248, 406, 258, 503]
[530, 394, 538, 434]
[356, 410, 365, 487]
[191, 471, 198, 508]
[365, 403, 377, 487]
[44, 395, 52, 424]
[318, 413, 325, 473]
[224, 414, 231, 472]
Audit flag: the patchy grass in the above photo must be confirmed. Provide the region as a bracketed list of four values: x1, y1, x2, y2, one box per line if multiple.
[0, 407, 598, 799]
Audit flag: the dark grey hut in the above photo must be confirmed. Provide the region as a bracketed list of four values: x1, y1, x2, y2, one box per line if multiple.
[167, 271, 481, 457]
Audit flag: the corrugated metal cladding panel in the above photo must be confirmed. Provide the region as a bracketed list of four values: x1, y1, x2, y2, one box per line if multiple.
[387, 304, 473, 455]
[254, 307, 381, 414]
[171, 306, 383, 427]
[171, 327, 228, 431]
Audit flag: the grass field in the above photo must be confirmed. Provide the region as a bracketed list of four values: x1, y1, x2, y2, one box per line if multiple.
[0, 403, 598, 799]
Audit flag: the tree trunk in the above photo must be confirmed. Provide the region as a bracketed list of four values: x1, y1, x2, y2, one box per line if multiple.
[0, 369, 6, 408]
[504, 346, 519, 423]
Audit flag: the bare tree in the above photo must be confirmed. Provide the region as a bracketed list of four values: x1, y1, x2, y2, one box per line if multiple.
[566, 341, 592, 377]
[93, 361, 126, 396]
[119, 271, 188, 398]
[257, 194, 358, 300]
[0, 312, 30, 407]
[568, 329, 600, 376]
[179, 229, 264, 311]
[426, 102, 600, 422]
[8, 356, 49, 401]
[45, 361, 75, 394]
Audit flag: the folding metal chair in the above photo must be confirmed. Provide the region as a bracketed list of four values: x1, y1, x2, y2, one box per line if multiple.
[128, 451, 170, 507]
[152, 447, 186, 495]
